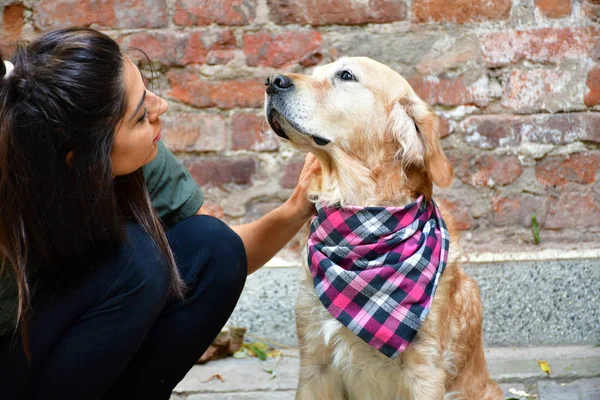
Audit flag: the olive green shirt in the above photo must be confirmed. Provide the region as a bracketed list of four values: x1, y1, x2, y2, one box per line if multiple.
[0, 142, 204, 336]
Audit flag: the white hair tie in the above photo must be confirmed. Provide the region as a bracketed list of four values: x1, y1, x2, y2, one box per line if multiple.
[3, 61, 14, 79]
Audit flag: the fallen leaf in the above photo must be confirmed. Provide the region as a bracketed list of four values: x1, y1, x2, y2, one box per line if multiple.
[537, 359, 551, 376]
[245, 342, 268, 361]
[233, 348, 249, 359]
[251, 341, 270, 351]
[244, 332, 299, 350]
[267, 349, 283, 358]
[263, 351, 282, 379]
[263, 367, 277, 379]
[202, 374, 224, 383]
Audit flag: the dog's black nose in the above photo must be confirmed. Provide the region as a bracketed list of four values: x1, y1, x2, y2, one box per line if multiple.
[266, 74, 293, 94]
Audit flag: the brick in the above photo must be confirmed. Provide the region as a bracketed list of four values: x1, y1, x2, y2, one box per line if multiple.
[174, 0, 256, 26]
[536, 152, 600, 187]
[182, 30, 237, 65]
[535, 0, 571, 18]
[480, 27, 600, 67]
[491, 196, 519, 227]
[281, 160, 305, 189]
[416, 35, 482, 76]
[231, 113, 280, 152]
[1, 4, 25, 54]
[438, 198, 473, 230]
[491, 194, 547, 227]
[461, 116, 517, 148]
[412, 0, 512, 24]
[118, 29, 236, 67]
[408, 74, 490, 107]
[585, 66, 600, 107]
[206, 50, 237, 66]
[162, 113, 227, 152]
[187, 158, 256, 187]
[461, 113, 600, 148]
[500, 68, 586, 113]
[546, 192, 600, 229]
[243, 30, 322, 68]
[167, 70, 264, 109]
[268, 0, 406, 26]
[452, 154, 523, 187]
[118, 31, 185, 67]
[35, 0, 167, 29]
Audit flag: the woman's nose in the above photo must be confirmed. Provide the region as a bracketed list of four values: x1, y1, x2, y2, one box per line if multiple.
[157, 97, 168, 117]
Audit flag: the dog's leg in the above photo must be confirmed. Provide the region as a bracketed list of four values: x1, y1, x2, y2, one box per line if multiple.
[295, 267, 347, 400]
[448, 347, 503, 399]
[296, 355, 347, 400]
[446, 274, 503, 400]
[296, 321, 346, 400]
[401, 365, 446, 400]
[447, 336, 503, 400]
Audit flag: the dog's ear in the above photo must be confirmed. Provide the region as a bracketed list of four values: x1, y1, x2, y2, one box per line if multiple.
[388, 96, 453, 188]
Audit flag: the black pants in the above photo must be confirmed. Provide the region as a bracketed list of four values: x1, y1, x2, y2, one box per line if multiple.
[0, 215, 247, 400]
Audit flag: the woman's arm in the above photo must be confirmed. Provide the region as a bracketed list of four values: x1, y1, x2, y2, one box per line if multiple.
[197, 153, 320, 275]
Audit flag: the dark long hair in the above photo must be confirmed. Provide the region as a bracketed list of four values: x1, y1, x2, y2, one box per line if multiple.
[0, 27, 184, 356]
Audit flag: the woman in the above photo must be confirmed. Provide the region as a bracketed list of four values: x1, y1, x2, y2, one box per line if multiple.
[0, 27, 319, 399]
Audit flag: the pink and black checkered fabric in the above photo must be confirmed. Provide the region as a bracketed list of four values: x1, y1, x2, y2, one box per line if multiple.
[307, 195, 449, 359]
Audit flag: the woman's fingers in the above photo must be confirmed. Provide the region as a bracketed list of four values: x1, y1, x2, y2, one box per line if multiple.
[298, 152, 320, 183]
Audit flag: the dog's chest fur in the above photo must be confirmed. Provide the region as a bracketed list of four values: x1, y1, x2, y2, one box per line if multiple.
[296, 241, 463, 399]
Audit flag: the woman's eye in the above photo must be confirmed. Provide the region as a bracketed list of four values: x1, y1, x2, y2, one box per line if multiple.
[137, 107, 149, 124]
[339, 70, 356, 81]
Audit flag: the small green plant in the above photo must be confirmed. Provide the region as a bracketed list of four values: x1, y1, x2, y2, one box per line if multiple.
[532, 213, 541, 245]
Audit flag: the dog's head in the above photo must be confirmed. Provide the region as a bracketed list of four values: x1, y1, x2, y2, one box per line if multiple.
[265, 57, 453, 205]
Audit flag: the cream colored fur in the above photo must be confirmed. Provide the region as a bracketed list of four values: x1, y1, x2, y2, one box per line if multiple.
[265, 57, 503, 400]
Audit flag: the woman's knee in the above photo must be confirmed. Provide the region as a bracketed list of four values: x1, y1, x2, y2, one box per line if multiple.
[168, 215, 247, 294]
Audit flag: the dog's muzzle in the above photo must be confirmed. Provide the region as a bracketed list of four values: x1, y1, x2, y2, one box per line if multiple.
[265, 74, 331, 146]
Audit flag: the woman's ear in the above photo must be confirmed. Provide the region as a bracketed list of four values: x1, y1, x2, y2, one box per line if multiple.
[389, 96, 453, 188]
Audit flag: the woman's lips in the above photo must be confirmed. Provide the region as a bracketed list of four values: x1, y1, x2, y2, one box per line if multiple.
[153, 129, 162, 143]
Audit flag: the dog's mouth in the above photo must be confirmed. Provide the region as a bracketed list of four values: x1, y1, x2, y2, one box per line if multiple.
[267, 108, 289, 140]
[267, 107, 331, 146]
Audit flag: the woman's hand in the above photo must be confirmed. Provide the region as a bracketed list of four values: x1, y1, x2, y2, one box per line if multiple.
[282, 152, 321, 222]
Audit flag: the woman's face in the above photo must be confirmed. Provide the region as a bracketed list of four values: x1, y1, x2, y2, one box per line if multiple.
[111, 56, 168, 176]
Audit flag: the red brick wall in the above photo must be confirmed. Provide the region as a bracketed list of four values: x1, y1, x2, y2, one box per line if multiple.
[2, 0, 599, 258]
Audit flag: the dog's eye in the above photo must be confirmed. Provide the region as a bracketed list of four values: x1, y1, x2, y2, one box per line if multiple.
[338, 70, 356, 81]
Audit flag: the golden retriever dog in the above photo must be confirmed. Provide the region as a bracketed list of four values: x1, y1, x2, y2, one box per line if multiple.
[264, 57, 502, 400]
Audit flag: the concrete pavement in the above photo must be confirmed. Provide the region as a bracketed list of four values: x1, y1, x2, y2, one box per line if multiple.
[171, 345, 600, 400]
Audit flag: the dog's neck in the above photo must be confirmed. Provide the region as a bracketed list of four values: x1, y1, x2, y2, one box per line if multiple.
[310, 148, 432, 208]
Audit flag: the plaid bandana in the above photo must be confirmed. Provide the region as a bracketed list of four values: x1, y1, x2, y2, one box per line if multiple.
[307, 195, 449, 359]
